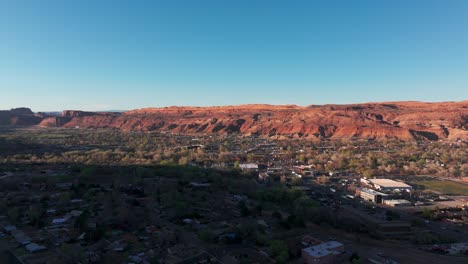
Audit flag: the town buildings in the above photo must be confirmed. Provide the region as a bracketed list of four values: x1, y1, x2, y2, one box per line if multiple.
[383, 199, 412, 207]
[239, 163, 259, 171]
[369, 179, 413, 192]
[301, 239, 344, 264]
[358, 188, 388, 204]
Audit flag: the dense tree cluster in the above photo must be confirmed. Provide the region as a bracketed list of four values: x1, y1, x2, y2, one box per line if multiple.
[0, 128, 466, 178]
[278, 139, 467, 178]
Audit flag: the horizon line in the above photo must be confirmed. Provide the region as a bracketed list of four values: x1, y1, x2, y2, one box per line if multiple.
[4, 99, 468, 113]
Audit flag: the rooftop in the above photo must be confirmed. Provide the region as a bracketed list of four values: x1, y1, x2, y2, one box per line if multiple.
[360, 188, 388, 196]
[384, 199, 411, 205]
[25, 243, 47, 253]
[302, 241, 344, 258]
[369, 179, 412, 188]
[239, 163, 259, 169]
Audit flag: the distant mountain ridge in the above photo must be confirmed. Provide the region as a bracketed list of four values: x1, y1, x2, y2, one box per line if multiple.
[0, 107, 44, 126]
[1, 101, 467, 141]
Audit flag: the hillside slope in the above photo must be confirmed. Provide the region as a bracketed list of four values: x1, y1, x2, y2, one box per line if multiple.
[35, 101, 468, 141]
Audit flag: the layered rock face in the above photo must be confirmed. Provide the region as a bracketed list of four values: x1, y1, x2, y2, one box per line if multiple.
[2, 102, 467, 141]
[38, 101, 468, 141]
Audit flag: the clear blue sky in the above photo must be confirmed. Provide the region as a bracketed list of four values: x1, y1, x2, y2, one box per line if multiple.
[1, 0, 467, 111]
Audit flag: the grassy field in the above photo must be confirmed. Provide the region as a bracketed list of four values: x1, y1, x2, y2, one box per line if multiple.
[413, 180, 468, 195]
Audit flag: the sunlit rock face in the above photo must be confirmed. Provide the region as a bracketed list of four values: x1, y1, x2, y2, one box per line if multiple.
[2, 102, 467, 141]
[42, 101, 467, 141]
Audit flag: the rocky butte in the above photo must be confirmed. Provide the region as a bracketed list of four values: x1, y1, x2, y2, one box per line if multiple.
[0, 107, 44, 126]
[2, 101, 467, 141]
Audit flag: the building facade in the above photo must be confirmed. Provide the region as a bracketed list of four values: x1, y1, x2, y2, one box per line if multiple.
[359, 188, 388, 204]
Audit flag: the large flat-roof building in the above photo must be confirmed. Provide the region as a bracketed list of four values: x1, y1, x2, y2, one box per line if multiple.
[239, 163, 259, 171]
[369, 179, 412, 192]
[302, 241, 344, 264]
[383, 199, 411, 207]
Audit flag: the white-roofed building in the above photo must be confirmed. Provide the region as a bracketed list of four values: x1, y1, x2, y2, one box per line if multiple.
[383, 199, 411, 207]
[302, 241, 344, 264]
[369, 179, 412, 192]
[25, 243, 46, 253]
[239, 163, 259, 171]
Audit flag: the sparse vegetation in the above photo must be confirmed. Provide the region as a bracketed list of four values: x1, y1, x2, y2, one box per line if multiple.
[408, 180, 468, 195]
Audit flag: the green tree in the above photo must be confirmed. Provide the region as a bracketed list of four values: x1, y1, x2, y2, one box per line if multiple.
[75, 210, 90, 233]
[198, 230, 215, 243]
[238, 201, 250, 216]
[293, 196, 318, 220]
[60, 244, 84, 264]
[28, 206, 45, 227]
[270, 240, 289, 264]
[350, 252, 361, 264]
[8, 207, 21, 221]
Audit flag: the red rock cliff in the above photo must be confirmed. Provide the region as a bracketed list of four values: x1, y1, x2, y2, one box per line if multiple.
[46, 101, 468, 141]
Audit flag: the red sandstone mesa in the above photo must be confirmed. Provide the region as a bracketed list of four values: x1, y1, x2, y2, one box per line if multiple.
[4, 101, 468, 141]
